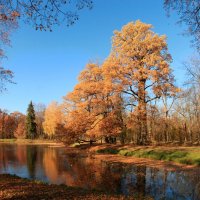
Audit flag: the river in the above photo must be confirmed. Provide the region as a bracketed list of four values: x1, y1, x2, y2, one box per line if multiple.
[0, 143, 200, 200]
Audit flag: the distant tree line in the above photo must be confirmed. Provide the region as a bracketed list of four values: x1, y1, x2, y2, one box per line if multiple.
[0, 102, 46, 139]
[1, 21, 199, 146]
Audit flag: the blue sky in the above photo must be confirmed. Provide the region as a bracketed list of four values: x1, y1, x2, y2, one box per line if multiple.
[0, 0, 194, 114]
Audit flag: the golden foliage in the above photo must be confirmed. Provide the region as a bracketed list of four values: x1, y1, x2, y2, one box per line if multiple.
[63, 63, 123, 142]
[43, 102, 63, 137]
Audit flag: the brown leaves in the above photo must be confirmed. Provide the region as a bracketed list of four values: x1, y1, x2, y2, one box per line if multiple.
[103, 20, 178, 106]
[51, 21, 180, 145]
[62, 63, 123, 142]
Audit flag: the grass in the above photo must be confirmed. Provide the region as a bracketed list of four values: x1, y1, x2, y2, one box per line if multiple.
[0, 138, 16, 143]
[97, 148, 119, 154]
[0, 138, 62, 145]
[96, 147, 200, 166]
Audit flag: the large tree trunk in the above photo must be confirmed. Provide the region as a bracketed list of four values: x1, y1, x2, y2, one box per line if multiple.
[137, 80, 148, 145]
[164, 110, 169, 143]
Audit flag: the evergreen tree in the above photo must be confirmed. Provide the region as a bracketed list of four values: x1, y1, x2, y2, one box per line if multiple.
[26, 101, 37, 139]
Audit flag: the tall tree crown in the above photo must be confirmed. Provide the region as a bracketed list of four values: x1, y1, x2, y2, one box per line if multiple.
[103, 20, 177, 104]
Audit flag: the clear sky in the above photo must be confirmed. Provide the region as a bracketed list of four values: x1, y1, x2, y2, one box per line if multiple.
[0, 0, 194, 114]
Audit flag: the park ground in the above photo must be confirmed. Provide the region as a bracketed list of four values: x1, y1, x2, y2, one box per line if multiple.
[73, 143, 200, 168]
[0, 174, 152, 200]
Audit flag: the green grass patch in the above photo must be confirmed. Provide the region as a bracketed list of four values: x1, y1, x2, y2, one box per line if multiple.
[97, 148, 119, 154]
[179, 152, 200, 165]
[0, 139, 16, 143]
[97, 147, 200, 166]
[0, 139, 61, 145]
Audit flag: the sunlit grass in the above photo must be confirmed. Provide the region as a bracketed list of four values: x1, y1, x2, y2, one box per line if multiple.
[97, 147, 200, 166]
[0, 139, 16, 143]
[0, 139, 62, 146]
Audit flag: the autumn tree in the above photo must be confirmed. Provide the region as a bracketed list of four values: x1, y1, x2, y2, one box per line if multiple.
[103, 21, 178, 145]
[0, 109, 14, 138]
[26, 101, 37, 139]
[2, 114, 15, 138]
[13, 112, 26, 139]
[14, 119, 26, 139]
[0, 109, 25, 138]
[0, 109, 6, 138]
[35, 103, 46, 138]
[63, 63, 124, 144]
[43, 101, 64, 139]
[0, 109, 17, 138]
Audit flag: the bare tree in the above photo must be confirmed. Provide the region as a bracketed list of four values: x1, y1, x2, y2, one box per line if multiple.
[164, 0, 200, 52]
[0, 6, 17, 92]
[184, 56, 200, 86]
[0, 1, 93, 91]
[0, 67, 14, 92]
[34, 103, 46, 138]
[0, 0, 93, 31]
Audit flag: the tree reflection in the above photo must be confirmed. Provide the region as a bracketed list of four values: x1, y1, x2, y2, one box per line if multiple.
[136, 165, 146, 198]
[1, 144, 200, 200]
[26, 146, 37, 179]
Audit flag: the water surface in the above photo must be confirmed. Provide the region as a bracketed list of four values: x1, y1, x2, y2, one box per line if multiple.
[0, 143, 200, 199]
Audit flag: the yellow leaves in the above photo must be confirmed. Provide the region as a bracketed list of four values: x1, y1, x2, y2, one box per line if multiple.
[11, 11, 20, 18]
[112, 21, 165, 61]
[60, 20, 180, 143]
[167, 86, 181, 97]
[162, 67, 170, 74]
[102, 20, 178, 107]
[43, 102, 63, 136]
[78, 63, 102, 82]
[62, 60, 124, 141]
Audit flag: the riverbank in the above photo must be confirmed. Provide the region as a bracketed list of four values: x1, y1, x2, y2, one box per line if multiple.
[2, 139, 200, 168]
[0, 174, 152, 200]
[94, 145, 200, 166]
[0, 139, 65, 147]
[70, 144, 200, 169]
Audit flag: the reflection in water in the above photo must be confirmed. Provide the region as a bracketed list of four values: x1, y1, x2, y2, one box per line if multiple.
[0, 144, 200, 199]
[27, 146, 37, 179]
[137, 166, 146, 198]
